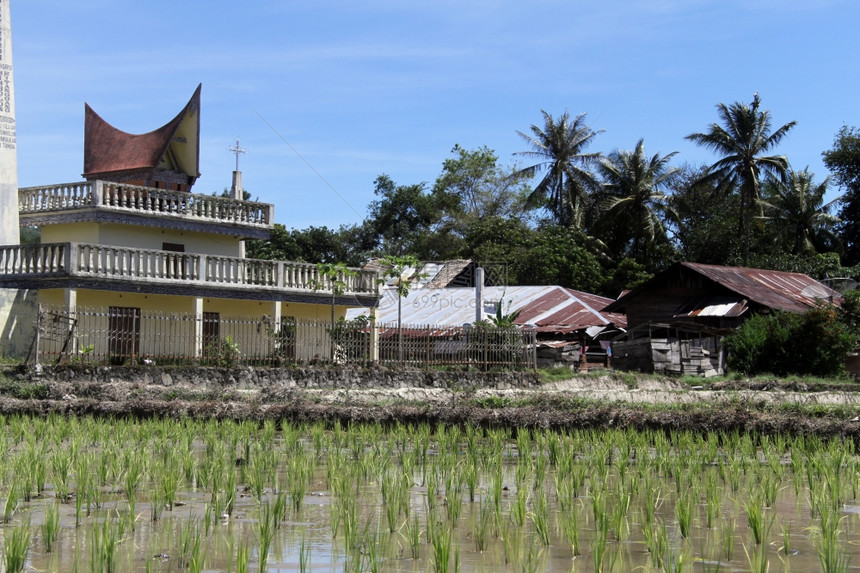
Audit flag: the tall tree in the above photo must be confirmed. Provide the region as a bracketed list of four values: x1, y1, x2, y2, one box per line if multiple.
[595, 139, 679, 266]
[513, 110, 602, 228]
[671, 165, 744, 265]
[759, 168, 840, 256]
[685, 93, 796, 266]
[365, 175, 441, 258]
[433, 144, 530, 221]
[822, 125, 860, 265]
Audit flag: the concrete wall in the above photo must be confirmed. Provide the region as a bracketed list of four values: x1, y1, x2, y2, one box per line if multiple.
[0, 288, 36, 358]
[14, 363, 541, 391]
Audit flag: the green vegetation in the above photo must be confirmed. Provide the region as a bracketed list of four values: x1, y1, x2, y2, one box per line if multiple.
[247, 101, 860, 303]
[725, 304, 858, 377]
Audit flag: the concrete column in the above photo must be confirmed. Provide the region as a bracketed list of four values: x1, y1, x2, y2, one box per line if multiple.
[369, 305, 379, 363]
[0, 1, 25, 359]
[0, 0, 18, 244]
[194, 297, 204, 358]
[64, 288, 77, 353]
[475, 267, 484, 323]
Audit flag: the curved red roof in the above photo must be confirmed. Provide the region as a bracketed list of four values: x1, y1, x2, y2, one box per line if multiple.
[83, 84, 201, 183]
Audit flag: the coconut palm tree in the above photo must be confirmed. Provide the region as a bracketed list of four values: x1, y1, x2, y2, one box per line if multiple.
[596, 139, 679, 263]
[759, 168, 840, 255]
[685, 93, 796, 265]
[513, 110, 603, 228]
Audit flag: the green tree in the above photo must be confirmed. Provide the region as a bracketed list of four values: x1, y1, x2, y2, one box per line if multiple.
[365, 175, 442, 259]
[759, 168, 840, 256]
[595, 139, 679, 266]
[377, 254, 423, 362]
[312, 262, 357, 357]
[246, 223, 373, 266]
[672, 165, 744, 265]
[433, 144, 531, 222]
[822, 125, 860, 265]
[685, 93, 796, 266]
[513, 110, 603, 228]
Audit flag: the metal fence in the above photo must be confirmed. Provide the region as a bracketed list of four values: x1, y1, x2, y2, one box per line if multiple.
[30, 305, 536, 370]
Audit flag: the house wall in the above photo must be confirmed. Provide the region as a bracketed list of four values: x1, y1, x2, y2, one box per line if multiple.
[37, 289, 349, 322]
[41, 223, 243, 257]
[35, 288, 352, 363]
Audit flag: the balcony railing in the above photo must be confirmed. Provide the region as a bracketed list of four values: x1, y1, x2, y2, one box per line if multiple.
[18, 181, 274, 229]
[0, 243, 379, 297]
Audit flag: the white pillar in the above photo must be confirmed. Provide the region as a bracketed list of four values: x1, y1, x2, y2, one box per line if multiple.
[369, 305, 379, 363]
[194, 297, 204, 358]
[0, 0, 18, 244]
[0, 0, 25, 359]
[475, 267, 484, 323]
[64, 288, 77, 353]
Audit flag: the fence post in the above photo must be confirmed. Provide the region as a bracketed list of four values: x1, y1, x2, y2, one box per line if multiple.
[369, 307, 379, 364]
[33, 303, 41, 366]
[425, 324, 430, 369]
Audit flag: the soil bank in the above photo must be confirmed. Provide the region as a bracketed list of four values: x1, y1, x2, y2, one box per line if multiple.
[2, 364, 860, 439]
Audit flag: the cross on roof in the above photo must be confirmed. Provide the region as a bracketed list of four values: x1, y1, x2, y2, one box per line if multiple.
[227, 137, 247, 171]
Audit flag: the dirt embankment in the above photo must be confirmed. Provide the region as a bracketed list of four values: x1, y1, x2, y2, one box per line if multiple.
[2, 365, 860, 438]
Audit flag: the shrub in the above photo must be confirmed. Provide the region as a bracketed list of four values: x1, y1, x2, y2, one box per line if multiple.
[724, 304, 857, 377]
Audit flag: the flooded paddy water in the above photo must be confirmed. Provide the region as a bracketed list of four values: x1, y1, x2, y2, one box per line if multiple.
[0, 414, 857, 572]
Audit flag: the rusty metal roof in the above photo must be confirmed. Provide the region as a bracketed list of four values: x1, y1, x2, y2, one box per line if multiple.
[682, 262, 839, 312]
[349, 285, 626, 333]
[604, 261, 840, 315]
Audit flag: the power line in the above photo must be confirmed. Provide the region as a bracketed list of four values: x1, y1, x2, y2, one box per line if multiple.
[255, 111, 364, 219]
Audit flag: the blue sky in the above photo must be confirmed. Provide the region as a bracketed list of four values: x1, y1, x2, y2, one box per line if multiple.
[10, 0, 858, 228]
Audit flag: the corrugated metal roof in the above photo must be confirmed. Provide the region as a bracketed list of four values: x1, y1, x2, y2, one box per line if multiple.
[674, 297, 749, 318]
[349, 285, 626, 333]
[683, 262, 840, 312]
[604, 261, 840, 315]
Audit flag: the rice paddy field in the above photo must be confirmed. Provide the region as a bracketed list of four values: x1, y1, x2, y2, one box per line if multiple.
[0, 414, 857, 572]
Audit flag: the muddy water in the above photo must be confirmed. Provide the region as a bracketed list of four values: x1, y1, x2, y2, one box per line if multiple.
[2, 419, 857, 572]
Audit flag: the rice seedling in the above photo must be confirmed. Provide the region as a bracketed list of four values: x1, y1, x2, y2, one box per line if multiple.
[817, 503, 851, 573]
[177, 517, 203, 570]
[511, 484, 528, 526]
[611, 489, 630, 541]
[744, 497, 773, 545]
[720, 517, 737, 561]
[41, 500, 61, 552]
[473, 497, 492, 552]
[2, 520, 30, 573]
[519, 535, 546, 573]
[257, 501, 277, 571]
[676, 487, 695, 538]
[742, 542, 770, 573]
[445, 481, 463, 524]
[643, 519, 670, 569]
[90, 514, 126, 573]
[406, 512, 421, 559]
[529, 488, 551, 546]
[298, 536, 312, 573]
[234, 539, 251, 573]
[558, 498, 581, 557]
[591, 520, 617, 573]
[3, 480, 18, 523]
[664, 539, 692, 573]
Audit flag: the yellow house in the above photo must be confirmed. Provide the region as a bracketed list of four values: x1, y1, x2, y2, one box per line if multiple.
[0, 85, 379, 363]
